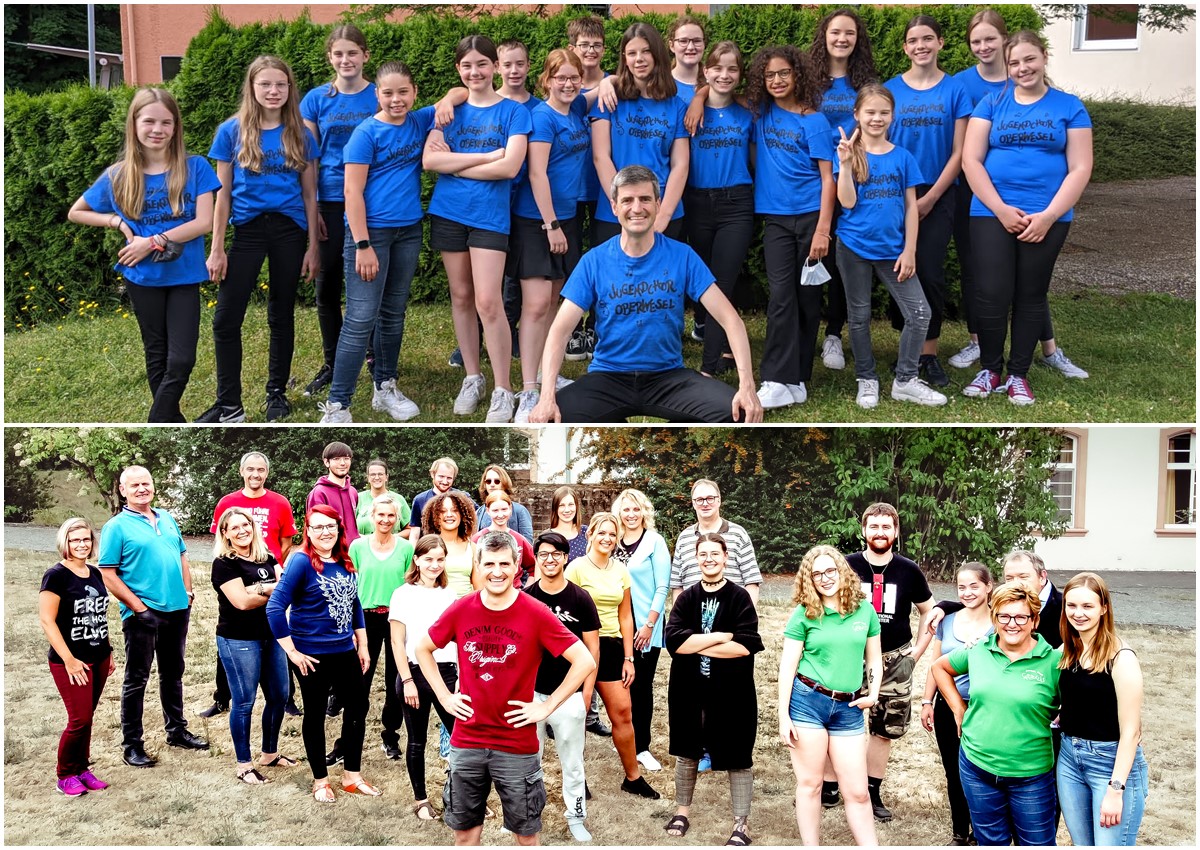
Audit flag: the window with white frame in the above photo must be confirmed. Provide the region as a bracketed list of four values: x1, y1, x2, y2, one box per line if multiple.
[1165, 432, 1196, 527]
[1075, 4, 1140, 51]
[1048, 435, 1078, 526]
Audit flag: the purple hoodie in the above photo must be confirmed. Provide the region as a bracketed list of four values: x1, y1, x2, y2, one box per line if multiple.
[306, 476, 360, 544]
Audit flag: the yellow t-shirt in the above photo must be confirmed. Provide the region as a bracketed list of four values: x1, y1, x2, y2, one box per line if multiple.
[565, 557, 630, 639]
[445, 541, 476, 599]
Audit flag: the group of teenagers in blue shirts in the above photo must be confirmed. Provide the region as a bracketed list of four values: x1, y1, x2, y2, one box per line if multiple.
[68, 7, 1093, 423]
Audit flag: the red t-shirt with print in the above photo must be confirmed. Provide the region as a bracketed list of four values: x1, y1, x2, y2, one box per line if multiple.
[210, 490, 298, 563]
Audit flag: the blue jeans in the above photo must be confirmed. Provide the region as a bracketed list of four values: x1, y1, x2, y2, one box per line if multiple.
[959, 749, 1057, 846]
[1057, 735, 1149, 846]
[329, 222, 422, 407]
[216, 636, 288, 764]
[836, 241, 930, 382]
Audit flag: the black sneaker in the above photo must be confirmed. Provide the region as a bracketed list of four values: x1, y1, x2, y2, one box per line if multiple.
[448, 347, 464, 368]
[690, 321, 705, 342]
[583, 328, 596, 359]
[821, 784, 841, 808]
[919, 354, 950, 387]
[283, 699, 302, 717]
[197, 700, 228, 719]
[382, 741, 402, 760]
[265, 391, 291, 422]
[869, 791, 893, 822]
[303, 364, 333, 396]
[326, 745, 343, 766]
[195, 403, 246, 424]
[326, 693, 341, 717]
[565, 329, 588, 361]
[620, 776, 660, 800]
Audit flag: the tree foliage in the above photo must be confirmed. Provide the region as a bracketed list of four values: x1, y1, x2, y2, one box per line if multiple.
[1039, 4, 1195, 32]
[3, 4, 122, 94]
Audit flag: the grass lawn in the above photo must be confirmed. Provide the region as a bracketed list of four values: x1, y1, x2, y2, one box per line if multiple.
[4, 291, 1194, 424]
[3, 549, 1194, 845]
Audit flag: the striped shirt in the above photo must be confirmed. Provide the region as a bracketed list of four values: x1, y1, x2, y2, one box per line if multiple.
[670, 519, 762, 590]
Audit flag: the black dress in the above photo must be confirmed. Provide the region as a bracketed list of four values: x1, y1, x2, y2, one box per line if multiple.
[665, 580, 763, 770]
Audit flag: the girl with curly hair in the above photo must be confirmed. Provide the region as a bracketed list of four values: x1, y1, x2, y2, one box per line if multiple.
[420, 490, 478, 598]
[745, 46, 836, 412]
[777, 545, 881, 845]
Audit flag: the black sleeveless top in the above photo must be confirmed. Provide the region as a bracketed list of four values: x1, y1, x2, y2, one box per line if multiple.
[1057, 648, 1134, 742]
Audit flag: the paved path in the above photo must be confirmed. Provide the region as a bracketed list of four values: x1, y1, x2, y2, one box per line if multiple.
[7, 523, 1193, 629]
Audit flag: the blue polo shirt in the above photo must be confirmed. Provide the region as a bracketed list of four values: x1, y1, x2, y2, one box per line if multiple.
[98, 507, 189, 619]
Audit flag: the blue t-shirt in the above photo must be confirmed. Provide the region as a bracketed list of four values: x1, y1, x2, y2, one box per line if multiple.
[515, 97, 591, 221]
[752, 104, 834, 215]
[300, 83, 378, 202]
[82, 155, 221, 287]
[342, 107, 435, 228]
[936, 611, 995, 700]
[97, 507, 189, 619]
[427, 98, 533, 235]
[954, 65, 1008, 108]
[266, 551, 367, 655]
[837, 145, 924, 261]
[578, 72, 609, 204]
[688, 101, 753, 190]
[821, 75, 859, 143]
[561, 233, 714, 372]
[884, 73, 972, 188]
[590, 95, 689, 223]
[674, 79, 696, 105]
[969, 88, 1092, 223]
[208, 119, 319, 232]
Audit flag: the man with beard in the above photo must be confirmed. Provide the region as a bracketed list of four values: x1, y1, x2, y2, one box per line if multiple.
[825, 502, 933, 822]
[406, 456, 469, 542]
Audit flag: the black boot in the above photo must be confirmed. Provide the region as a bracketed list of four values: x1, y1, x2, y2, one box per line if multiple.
[821, 780, 841, 808]
[867, 776, 892, 822]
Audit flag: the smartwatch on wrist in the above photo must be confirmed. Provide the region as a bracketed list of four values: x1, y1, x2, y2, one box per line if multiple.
[541, 220, 561, 231]
[355, 239, 371, 250]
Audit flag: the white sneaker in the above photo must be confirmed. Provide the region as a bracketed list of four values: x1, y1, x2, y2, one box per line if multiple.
[756, 381, 794, 409]
[453, 375, 487, 415]
[513, 389, 539, 424]
[371, 379, 419, 421]
[636, 750, 662, 772]
[485, 387, 516, 423]
[787, 383, 808, 404]
[567, 820, 593, 842]
[948, 340, 980, 369]
[536, 369, 575, 391]
[821, 335, 845, 370]
[1040, 349, 1089, 379]
[891, 377, 948, 406]
[317, 401, 352, 423]
[856, 378, 880, 409]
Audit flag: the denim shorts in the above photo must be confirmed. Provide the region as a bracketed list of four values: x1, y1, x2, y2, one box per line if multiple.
[788, 676, 865, 736]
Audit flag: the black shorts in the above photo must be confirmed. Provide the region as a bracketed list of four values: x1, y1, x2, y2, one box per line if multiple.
[597, 636, 627, 683]
[429, 214, 508, 253]
[506, 215, 580, 281]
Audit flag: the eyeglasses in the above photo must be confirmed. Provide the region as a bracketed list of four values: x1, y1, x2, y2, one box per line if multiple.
[573, 41, 604, 53]
[551, 74, 582, 85]
[254, 81, 290, 90]
[674, 37, 705, 47]
[698, 554, 722, 564]
[692, 495, 718, 506]
[811, 567, 840, 581]
[764, 68, 793, 82]
[308, 523, 339, 534]
[996, 613, 1032, 626]
[536, 550, 566, 561]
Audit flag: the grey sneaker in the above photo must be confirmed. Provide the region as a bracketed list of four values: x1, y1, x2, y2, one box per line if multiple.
[892, 377, 949, 406]
[513, 388, 539, 424]
[1040, 349, 1089, 379]
[317, 401, 352, 423]
[787, 382, 808, 404]
[856, 378, 880, 409]
[821, 335, 846, 370]
[485, 387, 516, 423]
[948, 340, 980, 369]
[372, 379, 419, 421]
[453, 375, 487, 415]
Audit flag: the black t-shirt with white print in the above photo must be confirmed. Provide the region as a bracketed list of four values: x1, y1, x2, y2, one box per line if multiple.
[40, 563, 112, 664]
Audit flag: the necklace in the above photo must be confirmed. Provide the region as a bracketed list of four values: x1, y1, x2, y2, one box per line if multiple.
[586, 553, 609, 570]
[700, 578, 726, 590]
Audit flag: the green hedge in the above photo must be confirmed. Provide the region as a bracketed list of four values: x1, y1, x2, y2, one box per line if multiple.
[5, 3, 1191, 328]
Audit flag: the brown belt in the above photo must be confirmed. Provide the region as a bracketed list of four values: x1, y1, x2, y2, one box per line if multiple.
[798, 674, 858, 703]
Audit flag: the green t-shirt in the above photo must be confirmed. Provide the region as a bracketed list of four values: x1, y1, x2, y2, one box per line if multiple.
[564, 558, 631, 639]
[348, 535, 414, 609]
[784, 599, 880, 694]
[948, 633, 1062, 777]
[356, 490, 412, 536]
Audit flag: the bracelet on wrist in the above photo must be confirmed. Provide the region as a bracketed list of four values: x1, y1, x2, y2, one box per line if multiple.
[920, 699, 934, 706]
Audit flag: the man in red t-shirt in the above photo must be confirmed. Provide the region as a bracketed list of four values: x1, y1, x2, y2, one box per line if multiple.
[200, 451, 299, 718]
[418, 531, 596, 844]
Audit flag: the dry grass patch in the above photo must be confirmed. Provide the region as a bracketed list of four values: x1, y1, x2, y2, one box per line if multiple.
[4, 549, 1194, 845]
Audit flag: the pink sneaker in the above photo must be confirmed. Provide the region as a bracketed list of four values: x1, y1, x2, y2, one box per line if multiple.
[78, 770, 109, 791]
[56, 776, 87, 797]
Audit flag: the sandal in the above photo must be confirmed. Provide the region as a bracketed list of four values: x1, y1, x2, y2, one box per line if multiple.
[342, 779, 382, 796]
[726, 820, 752, 846]
[313, 781, 335, 803]
[413, 800, 438, 821]
[237, 767, 270, 785]
[261, 754, 297, 767]
[664, 815, 690, 837]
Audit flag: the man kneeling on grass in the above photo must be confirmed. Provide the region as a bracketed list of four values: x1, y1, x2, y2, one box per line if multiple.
[531, 165, 763, 424]
[416, 531, 597, 845]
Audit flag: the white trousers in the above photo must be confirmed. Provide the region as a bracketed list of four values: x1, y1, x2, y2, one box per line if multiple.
[535, 690, 587, 824]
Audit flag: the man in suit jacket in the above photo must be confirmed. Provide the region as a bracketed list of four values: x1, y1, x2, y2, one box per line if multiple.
[1000, 549, 1063, 648]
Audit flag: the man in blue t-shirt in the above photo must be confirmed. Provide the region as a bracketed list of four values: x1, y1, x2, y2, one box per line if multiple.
[99, 466, 208, 768]
[531, 165, 763, 424]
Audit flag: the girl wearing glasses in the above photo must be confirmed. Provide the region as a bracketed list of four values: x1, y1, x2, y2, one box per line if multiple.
[356, 458, 411, 535]
[267, 505, 376, 803]
[667, 15, 707, 103]
[931, 582, 1062, 845]
[778, 545, 880, 845]
[474, 464, 534, 540]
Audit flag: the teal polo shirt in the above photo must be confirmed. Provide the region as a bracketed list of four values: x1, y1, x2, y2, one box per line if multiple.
[949, 633, 1062, 777]
[98, 507, 189, 619]
[785, 599, 880, 694]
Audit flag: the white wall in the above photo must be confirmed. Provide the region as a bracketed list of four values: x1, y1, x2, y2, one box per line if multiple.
[1037, 428, 1195, 572]
[521, 427, 604, 485]
[1042, 13, 1196, 104]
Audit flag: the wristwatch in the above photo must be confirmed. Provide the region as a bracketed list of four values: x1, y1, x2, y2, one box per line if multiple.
[1108, 779, 1126, 791]
[624, 656, 635, 663]
[541, 219, 561, 231]
[920, 699, 934, 706]
[355, 238, 371, 250]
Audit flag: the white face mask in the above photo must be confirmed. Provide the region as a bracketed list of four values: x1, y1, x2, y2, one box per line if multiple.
[800, 258, 832, 286]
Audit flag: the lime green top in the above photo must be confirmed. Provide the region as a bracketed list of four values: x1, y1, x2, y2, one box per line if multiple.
[565, 557, 631, 639]
[784, 599, 880, 694]
[348, 534, 414, 609]
[948, 633, 1062, 777]
[356, 490, 412, 536]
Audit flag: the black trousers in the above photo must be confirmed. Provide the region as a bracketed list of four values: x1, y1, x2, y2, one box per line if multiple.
[364, 610, 404, 745]
[315, 202, 346, 369]
[295, 649, 367, 781]
[120, 607, 191, 748]
[684, 185, 755, 374]
[933, 692, 972, 838]
[970, 216, 1071, 378]
[557, 368, 738, 423]
[211, 213, 305, 406]
[402, 661, 459, 800]
[823, 203, 848, 339]
[631, 647, 661, 755]
[125, 282, 200, 423]
[888, 185, 955, 341]
[761, 212, 824, 385]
